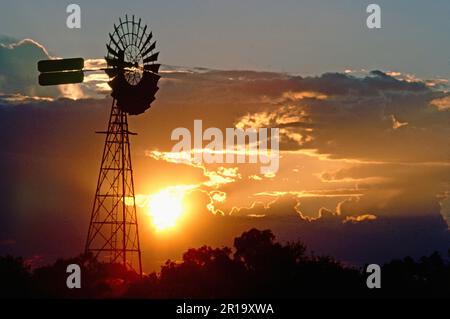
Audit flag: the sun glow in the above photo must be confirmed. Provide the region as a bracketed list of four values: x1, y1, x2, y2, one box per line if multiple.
[146, 187, 188, 231]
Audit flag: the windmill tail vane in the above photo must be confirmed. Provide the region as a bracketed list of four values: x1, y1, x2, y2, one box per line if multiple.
[37, 15, 161, 275]
[37, 57, 85, 86]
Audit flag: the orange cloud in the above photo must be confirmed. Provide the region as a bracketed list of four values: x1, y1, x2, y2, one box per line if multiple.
[344, 214, 377, 223]
[281, 91, 328, 101]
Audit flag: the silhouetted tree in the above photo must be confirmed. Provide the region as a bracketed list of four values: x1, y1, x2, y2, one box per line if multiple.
[0, 255, 31, 298]
[1, 228, 449, 298]
[381, 251, 450, 297]
[157, 246, 245, 298]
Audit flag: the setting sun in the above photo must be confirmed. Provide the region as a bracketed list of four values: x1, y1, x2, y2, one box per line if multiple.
[147, 187, 186, 231]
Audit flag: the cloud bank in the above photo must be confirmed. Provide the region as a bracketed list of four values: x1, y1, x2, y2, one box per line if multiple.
[0, 38, 448, 270]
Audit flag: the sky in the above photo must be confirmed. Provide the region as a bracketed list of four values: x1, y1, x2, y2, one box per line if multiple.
[0, 0, 449, 273]
[1, 0, 450, 77]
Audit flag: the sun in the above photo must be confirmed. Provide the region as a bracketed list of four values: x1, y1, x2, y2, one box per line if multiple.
[147, 187, 186, 231]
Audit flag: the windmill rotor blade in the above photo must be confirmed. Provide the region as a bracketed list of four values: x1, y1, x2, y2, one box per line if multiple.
[138, 25, 147, 48]
[105, 57, 125, 68]
[128, 15, 133, 45]
[131, 15, 136, 45]
[116, 31, 126, 49]
[115, 22, 127, 48]
[105, 68, 118, 78]
[140, 32, 153, 52]
[144, 64, 161, 74]
[125, 14, 131, 46]
[39, 71, 84, 86]
[109, 33, 121, 51]
[141, 41, 156, 58]
[106, 56, 134, 68]
[106, 44, 119, 58]
[136, 18, 142, 45]
[38, 58, 84, 73]
[118, 17, 129, 48]
[105, 57, 120, 67]
[143, 52, 159, 64]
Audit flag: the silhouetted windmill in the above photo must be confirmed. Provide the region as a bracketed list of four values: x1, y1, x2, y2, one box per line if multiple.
[37, 15, 160, 275]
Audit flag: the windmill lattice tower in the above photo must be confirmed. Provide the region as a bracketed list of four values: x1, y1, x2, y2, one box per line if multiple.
[38, 15, 161, 275]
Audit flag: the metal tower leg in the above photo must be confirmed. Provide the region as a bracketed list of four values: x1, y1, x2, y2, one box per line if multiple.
[85, 99, 142, 276]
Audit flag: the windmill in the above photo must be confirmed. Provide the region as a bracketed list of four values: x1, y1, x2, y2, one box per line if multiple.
[37, 15, 160, 275]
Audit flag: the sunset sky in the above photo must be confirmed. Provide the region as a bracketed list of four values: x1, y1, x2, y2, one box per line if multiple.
[0, 0, 449, 272]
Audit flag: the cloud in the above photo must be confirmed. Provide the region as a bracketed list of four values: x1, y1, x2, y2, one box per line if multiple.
[281, 91, 328, 101]
[343, 214, 377, 223]
[225, 70, 450, 166]
[0, 93, 53, 104]
[142, 66, 449, 230]
[143, 150, 243, 215]
[145, 150, 241, 188]
[0, 38, 111, 100]
[430, 95, 450, 111]
[0, 50, 448, 271]
[319, 162, 450, 220]
[253, 71, 449, 163]
[390, 114, 408, 129]
[187, 193, 449, 266]
[0, 37, 59, 98]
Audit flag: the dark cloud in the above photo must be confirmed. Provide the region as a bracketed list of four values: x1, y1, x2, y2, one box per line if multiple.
[302, 70, 429, 96]
[0, 98, 111, 264]
[299, 90, 449, 162]
[159, 68, 450, 164]
[234, 71, 449, 162]
[0, 47, 448, 271]
[155, 191, 449, 268]
[0, 37, 59, 97]
[3, 53, 442, 163]
[319, 162, 450, 223]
